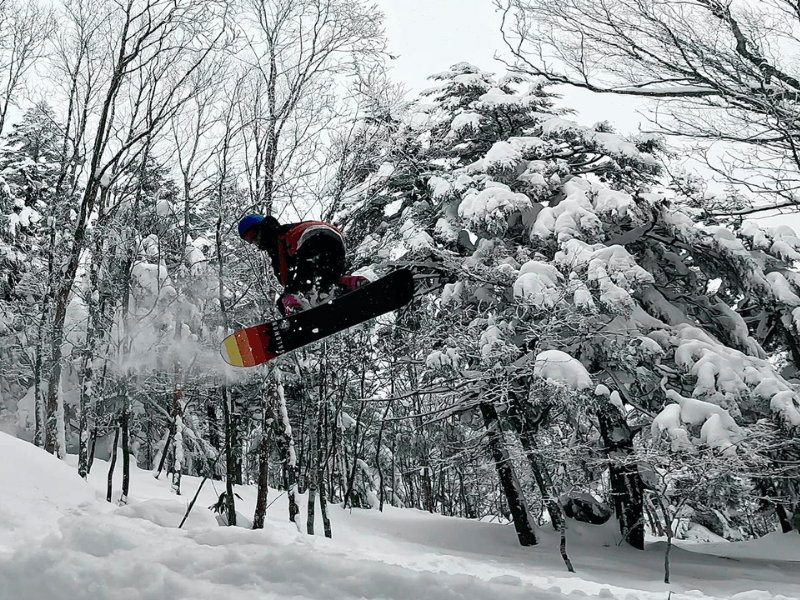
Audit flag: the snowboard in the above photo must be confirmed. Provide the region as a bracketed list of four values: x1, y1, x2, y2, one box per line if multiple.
[221, 269, 416, 367]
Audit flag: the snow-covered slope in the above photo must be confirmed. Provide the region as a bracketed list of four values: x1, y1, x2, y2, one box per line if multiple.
[0, 433, 97, 551]
[0, 432, 798, 600]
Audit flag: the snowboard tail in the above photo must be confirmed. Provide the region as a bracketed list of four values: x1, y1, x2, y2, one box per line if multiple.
[221, 269, 415, 367]
[222, 325, 275, 367]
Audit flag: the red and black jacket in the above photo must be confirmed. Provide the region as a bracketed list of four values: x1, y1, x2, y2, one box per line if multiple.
[257, 217, 344, 285]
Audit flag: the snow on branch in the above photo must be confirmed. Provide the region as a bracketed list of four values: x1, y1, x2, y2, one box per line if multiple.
[458, 186, 531, 234]
[666, 323, 800, 429]
[513, 260, 564, 309]
[533, 349, 593, 390]
[652, 389, 743, 456]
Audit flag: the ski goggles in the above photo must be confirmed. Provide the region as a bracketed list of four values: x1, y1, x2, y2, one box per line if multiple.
[242, 227, 260, 244]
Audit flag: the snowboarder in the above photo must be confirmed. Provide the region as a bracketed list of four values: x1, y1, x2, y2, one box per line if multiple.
[238, 214, 368, 315]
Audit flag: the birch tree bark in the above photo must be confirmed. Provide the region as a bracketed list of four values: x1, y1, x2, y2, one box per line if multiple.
[270, 370, 300, 530]
[253, 375, 272, 530]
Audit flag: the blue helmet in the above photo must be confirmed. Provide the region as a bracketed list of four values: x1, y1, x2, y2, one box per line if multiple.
[238, 214, 264, 237]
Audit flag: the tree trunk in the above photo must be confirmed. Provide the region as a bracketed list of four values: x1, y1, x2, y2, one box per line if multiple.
[404, 458, 415, 508]
[297, 394, 311, 493]
[261, 40, 279, 214]
[479, 402, 538, 546]
[420, 460, 434, 513]
[597, 402, 645, 550]
[221, 383, 236, 526]
[120, 393, 130, 505]
[154, 419, 175, 479]
[506, 390, 563, 531]
[44, 367, 66, 458]
[560, 525, 575, 573]
[106, 423, 120, 503]
[78, 350, 95, 479]
[390, 431, 397, 508]
[514, 420, 568, 547]
[343, 397, 367, 509]
[377, 365, 396, 511]
[459, 470, 476, 519]
[171, 325, 184, 494]
[307, 398, 318, 535]
[339, 420, 350, 503]
[171, 386, 184, 496]
[207, 402, 220, 449]
[33, 319, 47, 449]
[33, 371, 45, 448]
[307, 464, 317, 534]
[231, 407, 243, 486]
[253, 386, 271, 530]
[33, 211, 57, 449]
[776, 504, 795, 534]
[270, 373, 300, 529]
[329, 403, 340, 502]
[645, 496, 666, 537]
[324, 400, 334, 504]
[252, 430, 270, 529]
[87, 426, 97, 473]
[375, 401, 392, 512]
[655, 495, 674, 583]
[318, 411, 332, 538]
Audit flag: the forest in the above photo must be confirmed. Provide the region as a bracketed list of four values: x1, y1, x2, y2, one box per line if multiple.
[1, 0, 799, 584]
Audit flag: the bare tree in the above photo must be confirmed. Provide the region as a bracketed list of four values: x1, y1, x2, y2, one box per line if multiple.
[322, 63, 407, 222]
[498, 0, 800, 213]
[234, 0, 385, 215]
[169, 57, 232, 249]
[42, 0, 230, 456]
[0, 0, 56, 136]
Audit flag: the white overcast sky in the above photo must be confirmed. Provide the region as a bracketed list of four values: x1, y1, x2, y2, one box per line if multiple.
[374, 1, 800, 228]
[3, 1, 645, 136]
[5, 0, 791, 226]
[374, 0, 647, 134]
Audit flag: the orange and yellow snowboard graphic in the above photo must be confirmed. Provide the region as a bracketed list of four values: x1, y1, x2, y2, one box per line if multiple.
[221, 324, 275, 367]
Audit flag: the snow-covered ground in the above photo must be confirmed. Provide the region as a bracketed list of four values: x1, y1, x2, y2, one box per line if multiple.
[0, 432, 798, 600]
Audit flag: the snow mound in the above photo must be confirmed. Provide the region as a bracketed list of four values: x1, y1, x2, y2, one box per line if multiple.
[426, 347, 461, 370]
[428, 176, 453, 199]
[532, 179, 604, 242]
[0, 434, 96, 552]
[669, 323, 800, 425]
[115, 498, 218, 530]
[477, 88, 540, 107]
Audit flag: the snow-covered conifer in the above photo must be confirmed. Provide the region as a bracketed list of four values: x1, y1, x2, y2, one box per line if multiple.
[333, 62, 800, 547]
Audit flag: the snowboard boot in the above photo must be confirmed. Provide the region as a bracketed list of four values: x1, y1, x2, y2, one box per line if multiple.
[337, 275, 369, 292]
[279, 294, 311, 316]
